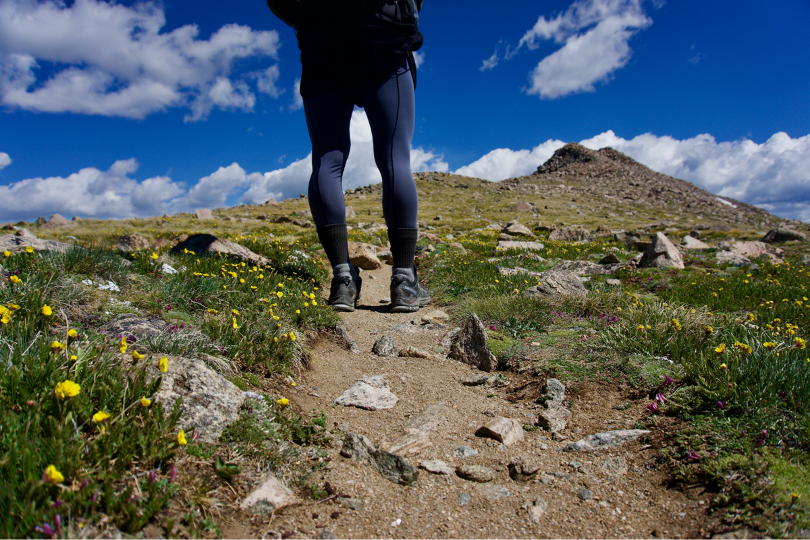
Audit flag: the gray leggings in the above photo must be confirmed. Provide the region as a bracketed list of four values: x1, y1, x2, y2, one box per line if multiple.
[305, 56, 418, 230]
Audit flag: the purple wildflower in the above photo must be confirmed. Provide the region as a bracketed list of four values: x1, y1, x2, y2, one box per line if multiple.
[92, 491, 98, 503]
[655, 392, 667, 404]
[170, 465, 177, 483]
[687, 450, 701, 460]
[34, 523, 54, 538]
[149, 471, 157, 484]
[646, 401, 659, 413]
[54, 515, 62, 535]
[717, 401, 727, 409]
[664, 375, 675, 387]
[489, 325, 496, 331]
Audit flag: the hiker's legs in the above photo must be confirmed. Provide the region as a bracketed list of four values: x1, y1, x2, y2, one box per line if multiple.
[304, 91, 361, 310]
[363, 56, 419, 282]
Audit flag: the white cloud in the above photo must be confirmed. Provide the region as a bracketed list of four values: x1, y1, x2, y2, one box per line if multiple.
[412, 51, 425, 69]
[486, 0, 651, 98]
[579, 130, 810, 221]
[286, 78, 303, 112]
[254, 65, 284, 98]
[0, 0, 281, 120]
[0, 152, 10, 170]
[455, 140, 566, 180]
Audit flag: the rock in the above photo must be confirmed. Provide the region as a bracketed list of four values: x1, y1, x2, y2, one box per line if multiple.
[716, 250, 749, 266]
[508, 456, 541, 482]
[419, 310, 450, 324]
[475, 484, 513, 501]
[689, 230, 702, 239]
[682, 235, 710, 250]
[335, 376, 399, 411]
[337, 497, 364, 511]
[638, 232, 684, 269]
[499, 233, 517, 241]
[100, 313, 168, 340]
[598, 253, 620, 264]
[448, 242, 466, 253]
[762, 228, 807, 243]
[240, 473, 299, 515]
[35, 216, 46, 225]
[115, 234, 150, 251]
[348, 242, 382, 270]
[456, 465, 495, 483]
[527, 497, 548, 524]
[335, 324, 360, 355]
[372, 335, 398, 357]
[537, 404, 570, 433]
[459, 493, 472, 506]
[606, 278, 622, 286]
[153, 355, 245, 442]
[344, 205, 356, 219]
[522, 270, 587, 297]
[0, 231, 76, 254]
[730, 241, 783, 262]
[379, 404, 449, 455]
[455, 446, 478, 458]
[562, 429, 650, 452]
[548, 227, 589, 242]
[511, 202, 535, 213]
[377, 250, 393, 265]
[496, 240, 545, 252]
[577, 488, 594, 501]
[195, 208, 215, 220]
[460, 373, 490, 386]
[418, 460, 453, 475]
[543, 378, 566, 402]
[475, 417, 524, 446]
[599, 456, 628, 476]
[341, 432, 419, 486]
[261, 198, 278, 206]
[449, 313, 497, 372]
[593, 225, 612, 237]
[41, 213, 74, 229]
[172, 234, 270, 266]
[502, 220, 536, 238]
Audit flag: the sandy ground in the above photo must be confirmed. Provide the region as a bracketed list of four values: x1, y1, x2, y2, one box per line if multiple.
[220, 264, 709, 539]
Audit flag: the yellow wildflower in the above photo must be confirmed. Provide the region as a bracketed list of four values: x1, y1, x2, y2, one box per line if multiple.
[54, 380, 81, 399]
[9, 275, 21, 284]
[705, 326, 714, 334]
[26, 246, 34, 253]
[671, 319, 682, 331]
[312, 300, 317, 306]
[159, 356, 168, 373]
[140, 396, 152, 407]
[3, 250, 9, 257]
[232, 318, 239, 329]
[92, 411, 111, 423]
[177, 430, 188, 445]
[719, 363, 728, 370]
[715, 343, 726, 353]
[67, 329, 78, 338]
[794, 337, 807, 350]
[151, 252, 159, 260]
[289, 332, 296, 341]
[277, 398, 289, 406]
[41, 305, 53, 316]
[763, 342, 777, 350]
[44, 465, 64, 484]
[70, 355, 78, 362]
[132, 350, 145, 361]
[277, 291, 284, 298]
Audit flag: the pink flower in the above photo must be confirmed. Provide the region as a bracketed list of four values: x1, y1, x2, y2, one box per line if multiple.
[655, 392, 667, 404]
[687, 450, 701, 460]
[663, 375, 675, 386]
[646, 401, 659, 413]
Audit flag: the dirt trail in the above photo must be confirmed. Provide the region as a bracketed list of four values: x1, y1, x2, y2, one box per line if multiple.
[225, 265, 710, 539]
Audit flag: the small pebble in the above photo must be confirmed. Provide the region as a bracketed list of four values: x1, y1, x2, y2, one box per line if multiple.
[380, 297, 391, 303]
[578, 488, 594, 501]
[459, 493, 471, 506]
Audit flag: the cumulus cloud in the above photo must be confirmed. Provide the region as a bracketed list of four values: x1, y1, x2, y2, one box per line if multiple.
[0, 0, 281, 120]
[0, 111, 448, 221]
[485, 0, 651, 98]
[0, 152, 10, 170]
[455, 140, 566, 180]
[579, 130, 810, 221]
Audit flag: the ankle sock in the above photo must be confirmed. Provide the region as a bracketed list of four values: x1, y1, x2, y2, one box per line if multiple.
[317, 223, 349, 266]
[333, 263, 353, 281]
[392, 266, 415, 283]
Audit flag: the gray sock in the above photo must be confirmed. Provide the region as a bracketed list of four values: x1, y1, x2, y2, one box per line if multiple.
[392, 266, 414, 283]
[333, 263, 352, 280]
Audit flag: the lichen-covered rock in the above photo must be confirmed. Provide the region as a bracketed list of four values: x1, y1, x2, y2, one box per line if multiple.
[502, 220, 536, 238]
[0, 230, 76, 254]
[335, 376, 399, 410]
[562, 429, 650, 452]
[115, 234, 150, 251]
[240, 474, 299, 515]
[523, 270, 587, 297]
[638, 232, 684, 269]
[372, 334, 398, 357]
[100, 313, 168, 340]
[762, 228, 807, 243]
[549, 227, 589, 242]
[449, 313, 497, 372]
[172, 234, 270, 266]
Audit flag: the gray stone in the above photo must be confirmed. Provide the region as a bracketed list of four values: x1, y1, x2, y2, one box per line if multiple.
[380, 404, 449, 455]
[195, 208, 215, 220]
[540, 474, 554, 485]
[348, 242, 382, 270]
[153, 355, 245, 442]
[543, 378, 566, 402]
[508, 456, 541, 482]
[344, 205, 356, 219]
[577, 488, 594, 501]
[318, 529, 336, 539]
[563, 429, 650, 452]
[682, 235, 710, 250]
[475, 417, 525, 446]
[418, 459, 453, 475]
[600, 456, 628, 476]
[730, 241, 783, 262]
[638, 232, 684, 269]
[523, 270, 587, 297]
[456, 464, 495, 483]
[337, 497, 364, 511]
[475, 484, 513, 501]
[449, 313, 497, 372]
[460, 373, 490, 386]
[459, 493, 471, 506]
[502, 220, 536, 238]
[398, 346, 439, 361]
[598, 252, 620, 264]
[335, 324, 360, 355]
[455, 445, 479, 458]
[716, 250, 749, 266]
[527, 496, 548, 524]
[496, 240, 545, 252]
[0, 231, 76, 255]
[115, 234, 150, 251]
[172, 234, 270, 266]
[100, 313, 168, 340]
[240, 473, 299, 515]
[549, 227, 589, 242]
[341, 432, 419, 486]
[372, 334, 398, 357]
[41, 213, 74, 229]
[762, 228, 807, 243]
[606, 278, 622, 286]
[335, 376, 399, 411]
[377, 250, 393, 265]
[537, 403, 571, 433]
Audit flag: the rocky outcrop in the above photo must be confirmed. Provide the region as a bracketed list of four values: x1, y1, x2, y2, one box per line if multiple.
[341, 432, 419, 486]
[172, 234, 270, 266]
[335, 376, 399, 411]
[523, 270, 587, 297]
[502, 220, 536, 238]
[449, 313, 497, 372]
[548, 227, 589, 242]
[41, 214, 74, 229]
[762, 228, 807, 243]
[115, 234, 150, 251]
[195, 208, 215, 220]
[638, 232, 684, 269]
[348, 242, 383, 270]
[0, 230, 76, 254]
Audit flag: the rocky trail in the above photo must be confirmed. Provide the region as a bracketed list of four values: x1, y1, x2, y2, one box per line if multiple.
[223, 264, 711, 539]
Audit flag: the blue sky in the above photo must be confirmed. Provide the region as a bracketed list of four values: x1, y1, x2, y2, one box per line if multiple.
[1, 0, 809, 222]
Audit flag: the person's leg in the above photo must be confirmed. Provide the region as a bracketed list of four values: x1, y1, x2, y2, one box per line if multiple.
[363, 57, 429, 312]
[304, 91, 361, 310]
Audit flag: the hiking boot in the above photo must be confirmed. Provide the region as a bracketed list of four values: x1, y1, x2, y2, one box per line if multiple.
[390, 267, 430, 313]
[329, 273, 362, 312]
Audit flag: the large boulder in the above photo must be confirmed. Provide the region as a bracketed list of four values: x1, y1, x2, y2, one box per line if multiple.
[523, 269, 587, 297]
[41, 213, 74, 229]
[195, 208, 215, 220]
[495, 240, 545, 252]
[681, 235, 710, 250]
[762, 228, 807, 243]
[548, 227, 589, 242]
[502, 220, 536, 238]
[348, 242, 382, 270]
[730, 241, 783, 262]
[115, 234, 150, 251]
[638, 232, 684, 269]
[449, 313, 497, 372]
[172, 234, 270, 266]
[0, 230, 75, 254]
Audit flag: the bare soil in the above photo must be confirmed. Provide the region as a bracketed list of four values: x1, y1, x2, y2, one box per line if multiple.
[219, 265, 711, 539]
